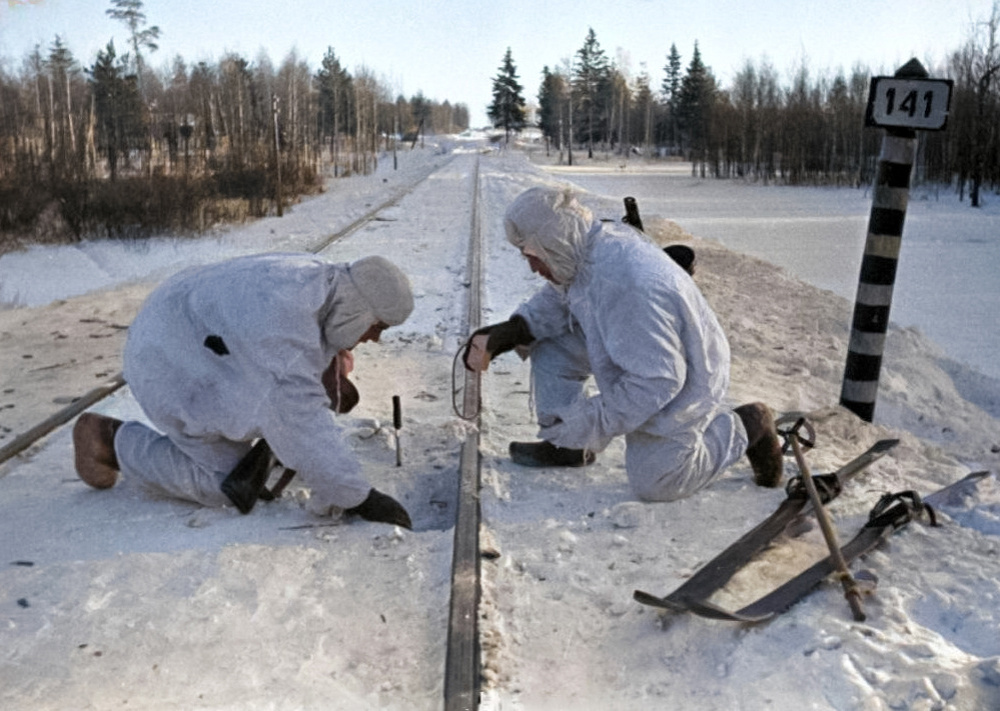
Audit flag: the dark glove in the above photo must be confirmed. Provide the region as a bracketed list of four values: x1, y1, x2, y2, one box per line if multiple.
[321, 362, 360, 413]
[664, 244, 696, 276]
[462, 315, 534, 371]
[345, 488, 413, 529]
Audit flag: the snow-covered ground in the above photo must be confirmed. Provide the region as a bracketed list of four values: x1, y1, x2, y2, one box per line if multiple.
[1, 141, 999, 710]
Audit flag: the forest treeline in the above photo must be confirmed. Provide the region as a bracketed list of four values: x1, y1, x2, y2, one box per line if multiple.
[492, 4, 1000, 208]
[0, 1, 469, 246]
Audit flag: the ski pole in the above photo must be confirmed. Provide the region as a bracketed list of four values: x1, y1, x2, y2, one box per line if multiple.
[789, 423, 867, 621]
[392, 395, 402, 467]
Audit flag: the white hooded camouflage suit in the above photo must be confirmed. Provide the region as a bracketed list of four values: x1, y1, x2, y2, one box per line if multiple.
[117, 253, 413, 512]
[505, 187, 748, 501]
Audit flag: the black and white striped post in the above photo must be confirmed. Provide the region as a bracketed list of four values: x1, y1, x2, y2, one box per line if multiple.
[840, 59, 952, 421]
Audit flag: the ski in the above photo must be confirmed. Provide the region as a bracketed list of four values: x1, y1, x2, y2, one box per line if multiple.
[677, 469, 991, 623]
[633, 438, 900, 612]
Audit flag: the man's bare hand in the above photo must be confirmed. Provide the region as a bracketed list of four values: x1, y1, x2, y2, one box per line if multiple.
[465, 333, 491, 372]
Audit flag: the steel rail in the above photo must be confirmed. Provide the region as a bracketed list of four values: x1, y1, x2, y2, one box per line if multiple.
[444, 156, 484, 711]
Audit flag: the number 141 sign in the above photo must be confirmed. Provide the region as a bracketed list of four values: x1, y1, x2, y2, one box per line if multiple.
[865, 77, 953, 131]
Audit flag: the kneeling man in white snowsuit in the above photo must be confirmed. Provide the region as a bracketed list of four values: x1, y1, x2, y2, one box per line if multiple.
[465, 187, 782, 502]
[73, 253, 414, 527]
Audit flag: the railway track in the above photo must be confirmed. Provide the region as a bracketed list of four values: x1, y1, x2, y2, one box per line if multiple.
[1, 152, 489, 709]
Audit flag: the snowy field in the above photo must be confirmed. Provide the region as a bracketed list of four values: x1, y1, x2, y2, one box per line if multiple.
[1, 140, 999, 710]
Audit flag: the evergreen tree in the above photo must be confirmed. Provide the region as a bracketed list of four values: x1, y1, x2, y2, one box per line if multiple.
[488, 47, 526, 143]
[315, 47, 352, 158]
[573, 28, 610, 157]
[87, 40, 145, 180]
[677, 42, 716, 172]
[662, 43, 682, 152]
[105, 0, 160, 97]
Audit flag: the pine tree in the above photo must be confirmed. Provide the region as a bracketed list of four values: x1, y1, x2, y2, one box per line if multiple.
[677, 42, 716, 173]
[315, 47, 352, 171]
[87, 40, 145, 180]
[572, 28, 610, 157]
[488, 47, 526, 143]
[105, 0, 160, 97]
[662, 43, 682, 153]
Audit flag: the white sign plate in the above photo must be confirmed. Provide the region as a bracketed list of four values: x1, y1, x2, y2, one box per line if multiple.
[866, 77, 953, 130]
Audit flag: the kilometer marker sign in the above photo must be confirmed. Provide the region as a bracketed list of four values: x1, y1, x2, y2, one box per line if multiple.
[865, 77, 953, 131]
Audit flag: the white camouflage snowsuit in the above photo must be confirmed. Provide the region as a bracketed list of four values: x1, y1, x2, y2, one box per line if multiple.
[505, 187, 748, 501]
[116, 253, 413, 512]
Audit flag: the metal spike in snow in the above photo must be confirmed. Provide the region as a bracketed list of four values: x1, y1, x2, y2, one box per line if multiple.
[633, 438, 900, 613]
[675, 470, 991, 623]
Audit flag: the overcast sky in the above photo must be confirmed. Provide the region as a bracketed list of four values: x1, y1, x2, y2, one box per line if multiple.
[0, 0, 995, 126]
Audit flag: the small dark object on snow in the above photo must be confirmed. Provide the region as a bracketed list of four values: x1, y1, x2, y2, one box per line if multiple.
[17, 598, 29, 608]
[393, 395, 403, 467]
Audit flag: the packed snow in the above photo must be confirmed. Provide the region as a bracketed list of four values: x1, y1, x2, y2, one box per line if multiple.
[1, 139, 999, 710]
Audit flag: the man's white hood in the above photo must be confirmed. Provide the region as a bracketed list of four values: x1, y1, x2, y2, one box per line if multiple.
[504, 187, 600, 287]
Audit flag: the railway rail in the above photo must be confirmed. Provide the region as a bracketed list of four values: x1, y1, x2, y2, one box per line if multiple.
[445, 156, 484, 711]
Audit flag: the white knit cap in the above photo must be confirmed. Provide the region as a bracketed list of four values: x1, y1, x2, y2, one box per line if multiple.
[347, 256, 414, 326]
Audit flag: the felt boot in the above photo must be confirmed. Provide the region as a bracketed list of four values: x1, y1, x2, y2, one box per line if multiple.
[509, 440, 596, 468]
[735, 402, 784, 488]
[73, 413, 123, 489]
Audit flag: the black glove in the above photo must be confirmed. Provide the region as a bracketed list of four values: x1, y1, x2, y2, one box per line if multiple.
[664, 244, 696, 276]
[345, 488, 413, 529]
[462, 315, 534, 371]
